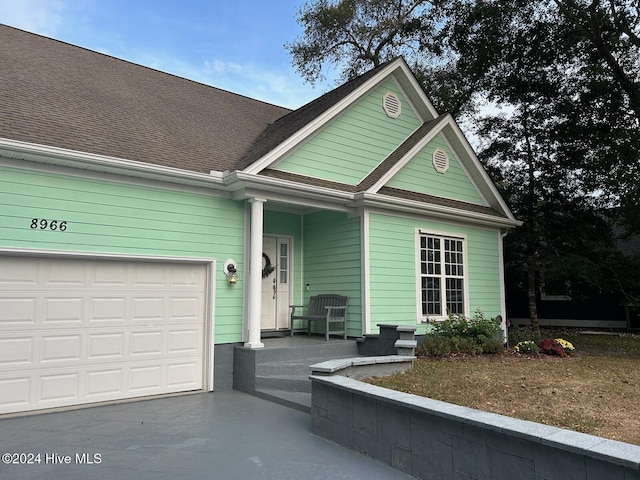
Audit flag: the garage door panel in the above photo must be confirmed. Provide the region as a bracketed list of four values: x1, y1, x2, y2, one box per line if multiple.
[0, 258, 37, 285]
[90, 297, 127, 322]
[168, 362, 199, 387]
[91, 263, 128, 286]
[86, 369, 123, 397]
[129, 365, 163, 392]
[132, 297, 165, 322]
[170, 297, 203, 319]
[0, 337, 33, 365]
[88, 333, 125, 359]
[40, 373, 79, 402]
[130, 331, 164, 355]
[0, 377, 30, 408]
[0, 256, 209, 415]
[169, 329, 201, 353]
[44, 297, 84, 323]
[41, 335, 82, 363]
[44, 262, 85, 286]
[0, 297, 36, 324]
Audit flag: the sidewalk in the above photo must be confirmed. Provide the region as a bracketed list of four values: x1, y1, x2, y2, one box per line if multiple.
[0, 389, 414, 480]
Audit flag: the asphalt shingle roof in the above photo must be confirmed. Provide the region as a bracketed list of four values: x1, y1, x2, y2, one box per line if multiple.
[0, 25, 290, 173]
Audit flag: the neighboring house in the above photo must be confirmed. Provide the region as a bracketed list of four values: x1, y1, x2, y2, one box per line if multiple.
[508, 228, 640, 330]
[0, 25, 519, 414]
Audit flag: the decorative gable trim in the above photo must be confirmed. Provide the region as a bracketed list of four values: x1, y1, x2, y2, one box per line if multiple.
[243, 58, 439, 175]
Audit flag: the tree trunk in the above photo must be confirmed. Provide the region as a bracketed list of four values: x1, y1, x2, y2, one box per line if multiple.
[527, 253, 540, 334]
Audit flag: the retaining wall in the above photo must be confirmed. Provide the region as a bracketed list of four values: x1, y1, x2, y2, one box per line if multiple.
[310, 375, 640, 480]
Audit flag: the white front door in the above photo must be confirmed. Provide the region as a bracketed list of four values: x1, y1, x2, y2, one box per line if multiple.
[260, 236, 291, 331]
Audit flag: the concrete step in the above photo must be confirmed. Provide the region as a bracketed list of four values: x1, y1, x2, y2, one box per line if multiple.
[256, 356, 356, 377]
[253, 340, 360, 364]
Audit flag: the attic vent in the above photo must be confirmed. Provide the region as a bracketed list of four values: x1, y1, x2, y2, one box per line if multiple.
[432, 148, 449, 174]
[382, 92, 401, 118]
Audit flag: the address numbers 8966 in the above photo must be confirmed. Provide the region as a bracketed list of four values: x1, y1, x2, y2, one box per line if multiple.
[30, 218, 68, 231]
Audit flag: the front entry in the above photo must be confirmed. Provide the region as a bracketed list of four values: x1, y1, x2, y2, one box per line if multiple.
[260, 235, 292, 331]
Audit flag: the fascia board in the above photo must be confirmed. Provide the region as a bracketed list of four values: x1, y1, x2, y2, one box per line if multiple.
[226, 171, 355, 206]
[367, 114, 450, 193]
[243, 58, 437, 175]
[393, 61, 439, 120]
[0, 138, 226, 189]
[355, 192, 522, 229]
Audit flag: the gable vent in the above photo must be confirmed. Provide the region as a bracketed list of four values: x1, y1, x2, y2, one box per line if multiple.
[433, 148, 449, 173]
[382, 92, 401, 118]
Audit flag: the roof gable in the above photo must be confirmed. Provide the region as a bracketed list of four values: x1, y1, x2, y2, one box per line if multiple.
[241, 58, 439, 175]
[385, 132, 485, 206]
[269, 77, 422, 185]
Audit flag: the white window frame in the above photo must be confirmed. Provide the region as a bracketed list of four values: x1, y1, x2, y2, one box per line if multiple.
[415, 229, 469, 323]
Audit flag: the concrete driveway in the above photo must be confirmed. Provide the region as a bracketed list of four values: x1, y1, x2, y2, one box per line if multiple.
[0, 388, 414, 480]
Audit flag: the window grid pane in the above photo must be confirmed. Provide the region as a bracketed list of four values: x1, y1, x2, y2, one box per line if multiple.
[421, 277, 441, 315]
[446, 278, 464, 314]
[420, 235, 464, 318]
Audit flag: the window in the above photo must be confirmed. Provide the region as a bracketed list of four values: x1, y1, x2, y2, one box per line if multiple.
[279, 242, 288, 284]
[419, 233, 466, 319]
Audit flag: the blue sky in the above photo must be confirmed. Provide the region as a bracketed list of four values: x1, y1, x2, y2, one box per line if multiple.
[0, 0, 336, 109]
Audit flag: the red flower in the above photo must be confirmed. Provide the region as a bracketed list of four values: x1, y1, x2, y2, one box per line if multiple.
[539, 338, 566, 356]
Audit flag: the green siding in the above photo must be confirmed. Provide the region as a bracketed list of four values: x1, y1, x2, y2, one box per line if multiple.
[301, 211, 362, 336]
[368, 212, 502, 334]
[386, 133, 485, 205]
[264, 210, 303, 303]
[274, 78, 422, 185]
[0, 165, 245, 344]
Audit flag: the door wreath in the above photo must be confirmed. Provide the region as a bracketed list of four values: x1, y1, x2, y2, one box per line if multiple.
[262, 252, 275, 279]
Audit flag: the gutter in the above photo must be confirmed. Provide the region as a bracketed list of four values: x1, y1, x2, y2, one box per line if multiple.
[0, 138, 226, 189]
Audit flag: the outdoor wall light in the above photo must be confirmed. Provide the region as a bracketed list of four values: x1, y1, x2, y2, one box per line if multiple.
[223, 259, 238, 284]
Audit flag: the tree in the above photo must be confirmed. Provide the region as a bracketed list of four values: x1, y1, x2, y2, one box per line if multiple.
[287, 0, 640, 328]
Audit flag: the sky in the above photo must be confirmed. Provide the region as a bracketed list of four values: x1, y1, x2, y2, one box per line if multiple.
[0, 0, 337, 109]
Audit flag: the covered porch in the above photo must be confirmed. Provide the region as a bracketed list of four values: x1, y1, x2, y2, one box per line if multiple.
[241, 196, 364, 348]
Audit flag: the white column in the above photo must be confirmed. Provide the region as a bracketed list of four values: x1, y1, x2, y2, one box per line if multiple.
[245, 197, 266, 349]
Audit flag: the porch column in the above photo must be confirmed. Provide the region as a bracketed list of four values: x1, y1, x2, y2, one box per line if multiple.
[245, 197, 266, 349]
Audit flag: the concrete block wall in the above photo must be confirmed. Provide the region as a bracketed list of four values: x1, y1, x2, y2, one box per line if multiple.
[311, 375, 640, 480]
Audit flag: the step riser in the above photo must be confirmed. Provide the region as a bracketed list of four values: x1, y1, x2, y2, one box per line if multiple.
[253, 343, 360, 363]
[256, 363, 313, 377]
[256, 376, 311, 393]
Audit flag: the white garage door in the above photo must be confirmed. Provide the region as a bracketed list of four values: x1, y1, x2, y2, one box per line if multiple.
[0, 256, 210, 415]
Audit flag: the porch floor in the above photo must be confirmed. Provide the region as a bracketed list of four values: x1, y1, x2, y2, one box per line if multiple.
[234, 334, 362, 412]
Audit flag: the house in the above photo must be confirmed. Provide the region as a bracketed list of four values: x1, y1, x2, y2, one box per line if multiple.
[0, 25, 519, 415]
[507, 226, 640, 330]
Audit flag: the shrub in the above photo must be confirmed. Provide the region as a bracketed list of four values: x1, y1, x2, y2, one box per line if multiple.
[419, 309, 504, 356]
[514, 340, 539, 355]
[481, 337, 506, 354]
[420, 335, 452, 356]
[431, 309, 501, 342]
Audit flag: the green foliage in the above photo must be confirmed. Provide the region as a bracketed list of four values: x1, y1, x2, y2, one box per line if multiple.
[507, 325, 542, 346]
[419, 309, 504, 356]
[513, 340, 539, 355]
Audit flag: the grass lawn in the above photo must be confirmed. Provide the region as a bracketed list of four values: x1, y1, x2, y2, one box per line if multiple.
[365, 328, 640, 446]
